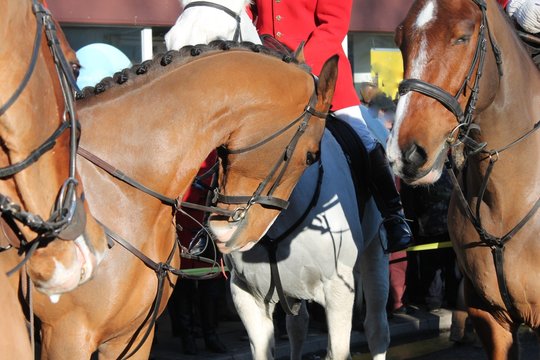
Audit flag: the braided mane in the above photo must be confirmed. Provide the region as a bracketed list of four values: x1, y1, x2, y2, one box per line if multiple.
[76, 40, 310, 100]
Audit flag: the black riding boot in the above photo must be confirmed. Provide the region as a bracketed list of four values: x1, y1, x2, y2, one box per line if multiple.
[199, 279, 228, 354]
[368, 143, 413, 253]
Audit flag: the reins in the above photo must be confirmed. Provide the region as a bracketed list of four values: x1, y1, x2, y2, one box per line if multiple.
[262, 160, 324, 316]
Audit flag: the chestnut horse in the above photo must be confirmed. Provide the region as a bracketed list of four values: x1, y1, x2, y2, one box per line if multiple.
[1, 0, 108, 357]
[33, 42, 337, 359]
[389, 0, 540, 358]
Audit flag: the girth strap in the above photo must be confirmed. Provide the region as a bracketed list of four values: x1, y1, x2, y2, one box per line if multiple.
[262, 239, 302, 316]
[491, 246, 522, 322]
[260, 162, 324, 316]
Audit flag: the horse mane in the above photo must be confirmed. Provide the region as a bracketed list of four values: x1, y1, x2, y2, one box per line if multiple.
[76, 40, 311, 100]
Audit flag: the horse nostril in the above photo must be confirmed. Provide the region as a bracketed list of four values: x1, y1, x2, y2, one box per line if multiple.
[403, 143, 427, 168]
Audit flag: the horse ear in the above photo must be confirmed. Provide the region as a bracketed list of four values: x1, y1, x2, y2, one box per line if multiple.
[317, 55, 339, 112]
[294, 41, 306, 63]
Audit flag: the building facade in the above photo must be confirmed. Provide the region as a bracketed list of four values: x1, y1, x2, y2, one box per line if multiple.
[47, 0, 414, 97]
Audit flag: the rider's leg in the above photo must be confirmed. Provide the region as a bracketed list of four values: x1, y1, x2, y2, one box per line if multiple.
[333, 106, 412, 253]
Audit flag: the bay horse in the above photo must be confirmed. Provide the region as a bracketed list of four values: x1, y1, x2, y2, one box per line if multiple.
[166, 3, 391, 359]
[388, 0, 540, 358]
[1, 0, 108, 357]
[33, 42, 337, 359]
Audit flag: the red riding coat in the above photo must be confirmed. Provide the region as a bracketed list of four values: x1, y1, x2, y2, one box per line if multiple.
[248, 0, 360, 111]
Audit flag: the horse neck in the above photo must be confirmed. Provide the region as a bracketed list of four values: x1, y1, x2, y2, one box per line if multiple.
[466, 4, 540, 220]
[475, 1, 540, 166]
[479, 1, 540, 131]
[76, 68, 236, 238]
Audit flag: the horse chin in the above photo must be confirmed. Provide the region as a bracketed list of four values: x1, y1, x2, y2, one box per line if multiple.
[30, 235, 97, 298]
[209, 219, 259, 254]
[404, 146, 447, 186]
[215, 239, 256, 254]
[409, 167, 443, 186]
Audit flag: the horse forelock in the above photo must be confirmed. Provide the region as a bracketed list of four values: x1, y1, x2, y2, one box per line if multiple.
[76, 40, 309, 101]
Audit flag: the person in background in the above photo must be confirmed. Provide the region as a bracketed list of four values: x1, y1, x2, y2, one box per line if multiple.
[401, 170, 459, 312]
[247, 0, 412, 253]
[363, 92, 410, 316]
[167, 153, 229, 355]
[357, 83, 392, 143]
[368, 92, 397, 131]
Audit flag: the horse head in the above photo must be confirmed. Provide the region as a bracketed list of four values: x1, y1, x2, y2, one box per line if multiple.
[387, 0, 521, 185]
[208, 54, 338, 253]
[0, 0, 107, 299]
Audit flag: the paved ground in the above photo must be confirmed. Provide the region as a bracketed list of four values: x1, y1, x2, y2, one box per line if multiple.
[150, 306, 452, 359]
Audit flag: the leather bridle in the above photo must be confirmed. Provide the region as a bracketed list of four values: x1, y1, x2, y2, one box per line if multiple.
[1, 1, 85, 266]
[183, 1, 244, 42]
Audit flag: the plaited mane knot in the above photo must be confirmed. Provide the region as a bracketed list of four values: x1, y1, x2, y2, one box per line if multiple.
[282, 55, 293, 63]
[135, 60, 152, 75]
[161, 51, 176, 66]
[250, 44, 262, 53]
[114, 69, 130, 84]
[218, 42, 231, 50]
[190, 47, 202, 56]
[94, 77, 116, 94]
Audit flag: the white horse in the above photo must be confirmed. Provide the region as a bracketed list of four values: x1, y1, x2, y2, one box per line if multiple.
[226, 132, 390, 360]
[166, 2, 390, 359]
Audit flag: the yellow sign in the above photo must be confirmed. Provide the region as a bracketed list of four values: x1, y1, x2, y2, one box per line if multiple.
[370, 48, 403, 100]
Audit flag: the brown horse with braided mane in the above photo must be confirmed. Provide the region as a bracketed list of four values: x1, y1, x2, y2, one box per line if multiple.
[31, 42, 337, 359]
[0, 0, 109, 357]
[388, 0, 540, 358]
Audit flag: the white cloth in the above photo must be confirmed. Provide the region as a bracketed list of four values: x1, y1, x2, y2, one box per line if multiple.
[165, 0, 261, 51]
[507, 0, 540, 34]
[333, 106, 378, 152]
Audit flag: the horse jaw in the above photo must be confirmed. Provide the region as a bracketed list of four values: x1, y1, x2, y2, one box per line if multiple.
[209, 213, 279, 253]
[209, 222, 257, 253]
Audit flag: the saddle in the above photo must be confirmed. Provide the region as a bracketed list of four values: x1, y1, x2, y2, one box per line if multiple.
[325, 114, 372, 218]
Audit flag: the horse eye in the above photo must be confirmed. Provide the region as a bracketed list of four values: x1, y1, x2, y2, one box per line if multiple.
[306, 151, 319, 165]
[454, 35, 471, 45]
[71, 63, 81, 79]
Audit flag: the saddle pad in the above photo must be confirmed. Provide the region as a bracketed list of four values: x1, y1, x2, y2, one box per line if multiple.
[325, 115, 371, 218]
